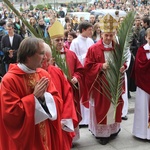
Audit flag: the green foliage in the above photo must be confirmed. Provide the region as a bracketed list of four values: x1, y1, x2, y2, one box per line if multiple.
[36, 4, 45, 11]
[46, 3, 52, 9]
[19, 7, 23, 12]
[35, 3, 51, 11]
[52, 46, 71, 80]
[29, 4, 34, 10]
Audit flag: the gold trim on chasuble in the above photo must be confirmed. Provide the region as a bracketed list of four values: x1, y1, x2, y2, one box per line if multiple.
[23, 73, 49, 149]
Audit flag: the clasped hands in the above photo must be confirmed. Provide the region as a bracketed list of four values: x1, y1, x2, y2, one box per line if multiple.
[33, 77, 49, 101]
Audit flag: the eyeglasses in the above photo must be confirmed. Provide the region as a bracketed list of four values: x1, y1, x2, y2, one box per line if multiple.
[55, 38, 64, 42]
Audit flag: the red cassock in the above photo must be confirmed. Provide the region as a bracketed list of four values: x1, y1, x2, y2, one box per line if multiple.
[63, 47, 85, 123]
[0, 64, 63, 150]
[83, 40, 123, 124]
[133, 45, 150, 94]
[47, 65, 78, 150]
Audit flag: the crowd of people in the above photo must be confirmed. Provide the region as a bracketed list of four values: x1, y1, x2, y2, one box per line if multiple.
[0, 0, 150, 149]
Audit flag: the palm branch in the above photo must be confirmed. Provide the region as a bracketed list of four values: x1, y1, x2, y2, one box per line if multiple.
[51, 45, 78, 89]
[4, 0, 72, 85]
[100, 11, 136, 118]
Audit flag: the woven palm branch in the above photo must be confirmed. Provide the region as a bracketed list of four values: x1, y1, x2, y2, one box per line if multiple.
[101, 11, 136, 118]
[3, 0, 71, 83]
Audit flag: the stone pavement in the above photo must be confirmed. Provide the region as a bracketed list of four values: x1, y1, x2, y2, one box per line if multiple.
[71, 92, 150, 150]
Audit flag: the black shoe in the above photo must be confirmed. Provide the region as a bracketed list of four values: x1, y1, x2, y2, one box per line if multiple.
[122, 116, 128, 120]
[111, 128, 121, 137]
[99, 137, 109, 145]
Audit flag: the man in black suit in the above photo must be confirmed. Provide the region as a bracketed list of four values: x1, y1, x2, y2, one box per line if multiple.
[1, 22, 22, 73]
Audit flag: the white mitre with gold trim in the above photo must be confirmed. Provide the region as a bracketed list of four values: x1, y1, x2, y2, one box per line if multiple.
[100, 13, 118, 33]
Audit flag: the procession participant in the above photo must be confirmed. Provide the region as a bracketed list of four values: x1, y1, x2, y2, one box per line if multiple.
[48, 21, 84, 141]
[42, 43, 78, 149]
[132, 28, 150, 140]
[83, 14, 125, 145]
[70, 21, 94, 126]
[0, 37, 63, 150]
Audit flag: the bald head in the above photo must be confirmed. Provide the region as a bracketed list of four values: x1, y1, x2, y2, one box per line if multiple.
[43, 43, 52, 56]
[42, 43, 52, 70]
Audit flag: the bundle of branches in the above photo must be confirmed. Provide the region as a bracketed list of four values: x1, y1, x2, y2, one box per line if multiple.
[100, 11, 136, 118]
[3, 0, 70, 81]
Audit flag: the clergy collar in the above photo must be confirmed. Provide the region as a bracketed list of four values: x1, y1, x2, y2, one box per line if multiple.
[143, 43, 150, 50]
[103, 41, 113, 48]
[17, 63, 36, 73]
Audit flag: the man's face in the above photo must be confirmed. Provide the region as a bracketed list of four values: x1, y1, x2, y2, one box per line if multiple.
[38, 19, 45, 25]
[29, 43, 46, 70]
[135, 19, 141, 26]
[53, 36, 64, 51]
[42, 51, 51, 70]
[7, 26, 14, 35]
[82, 27, 93, 38]
[90, 15, 95, 23]
[141, 20, 146, 28]
[101, 32, 114, 45]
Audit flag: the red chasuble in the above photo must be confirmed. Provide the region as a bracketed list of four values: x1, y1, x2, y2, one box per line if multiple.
[62, 47, 85, 123]
[83, 39, 123, 124]
[133, 45, 150, 94]
[47, 65, 78, 150]
[0, 64, 63, 150]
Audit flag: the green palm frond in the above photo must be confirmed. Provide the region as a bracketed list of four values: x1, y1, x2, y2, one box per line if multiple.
[101, 11, 136, 118]
[51, 46, 78, 89]
[51, 46, 71, 79]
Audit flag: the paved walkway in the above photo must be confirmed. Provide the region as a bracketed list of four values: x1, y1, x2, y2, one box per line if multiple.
[71, 92, 150, 150]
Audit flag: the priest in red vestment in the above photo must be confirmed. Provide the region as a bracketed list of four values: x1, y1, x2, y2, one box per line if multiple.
[48, 21, 84, 141]
[42, 43, 78, 150]
[83, 14, 125, 145]
[0, 37, 63, 150]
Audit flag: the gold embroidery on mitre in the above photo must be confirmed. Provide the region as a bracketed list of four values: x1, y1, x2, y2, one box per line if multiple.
[100, 13, 118, 33]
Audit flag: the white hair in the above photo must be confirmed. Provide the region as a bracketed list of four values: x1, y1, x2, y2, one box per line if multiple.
[43, 43, 52, 55]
